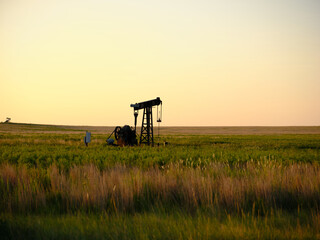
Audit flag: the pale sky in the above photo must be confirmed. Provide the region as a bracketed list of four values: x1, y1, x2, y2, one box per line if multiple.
[1, 0, 319, 126]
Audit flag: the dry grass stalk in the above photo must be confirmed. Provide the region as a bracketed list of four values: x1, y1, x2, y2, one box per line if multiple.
[0, 162, 319, 213]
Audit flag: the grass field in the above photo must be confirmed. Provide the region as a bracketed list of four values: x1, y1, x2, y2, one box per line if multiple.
[0, 123, 320, 239]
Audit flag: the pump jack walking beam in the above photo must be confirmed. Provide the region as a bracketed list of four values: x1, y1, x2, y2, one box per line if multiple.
[130, 97, 162, 145]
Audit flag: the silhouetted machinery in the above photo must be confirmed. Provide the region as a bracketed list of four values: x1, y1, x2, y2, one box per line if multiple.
[107, 97, 162, 146]
[114, 125, 137, 146]
[131, 97, 162, 145]
[106, 125, 137, 147]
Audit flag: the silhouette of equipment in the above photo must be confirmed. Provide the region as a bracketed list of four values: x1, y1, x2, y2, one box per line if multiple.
[106, 97, 162, 146]
[106, 125, 137, 146]
[131, 97, 162, 146]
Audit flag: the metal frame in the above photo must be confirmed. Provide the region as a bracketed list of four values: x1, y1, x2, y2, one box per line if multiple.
[131, 97, 162, 146]
[140, 107, 154, 145]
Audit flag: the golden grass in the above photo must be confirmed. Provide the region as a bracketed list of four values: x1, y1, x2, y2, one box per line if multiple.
[1, 161, 320, 214]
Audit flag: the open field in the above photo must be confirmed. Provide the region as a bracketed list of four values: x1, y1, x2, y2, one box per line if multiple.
[0, 123, 320, 239]
[1, 122, 320, 135]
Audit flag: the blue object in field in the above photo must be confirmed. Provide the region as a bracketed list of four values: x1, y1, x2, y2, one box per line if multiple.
[107, 138, 114, 145]
[84, 131, 91, 146]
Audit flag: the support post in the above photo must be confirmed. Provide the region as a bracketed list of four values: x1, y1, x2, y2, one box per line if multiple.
[140, 107, 154, 145]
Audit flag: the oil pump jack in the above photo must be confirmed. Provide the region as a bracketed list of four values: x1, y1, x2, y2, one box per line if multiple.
[107, 97, 162, 146]
[130, 97, 162, 145]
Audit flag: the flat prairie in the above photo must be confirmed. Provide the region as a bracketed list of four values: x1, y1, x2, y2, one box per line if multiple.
[1, 122, 320, 240]
[1, 122, 319, 135]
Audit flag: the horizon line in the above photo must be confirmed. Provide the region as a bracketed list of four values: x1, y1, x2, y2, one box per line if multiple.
[1, 122, 319, 128]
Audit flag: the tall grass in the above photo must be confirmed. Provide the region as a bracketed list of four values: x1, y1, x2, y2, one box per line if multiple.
[1, 132, 320, 239]
[1, 161, 319, 214]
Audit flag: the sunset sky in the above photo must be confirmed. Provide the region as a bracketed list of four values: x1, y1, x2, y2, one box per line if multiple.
[1, 0, 319, 126]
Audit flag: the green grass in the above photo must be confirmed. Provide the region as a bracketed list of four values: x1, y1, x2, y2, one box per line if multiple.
[1, 133, 319, 170]
[0, 130, 320, 239]
[1, 210, 320, 240]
